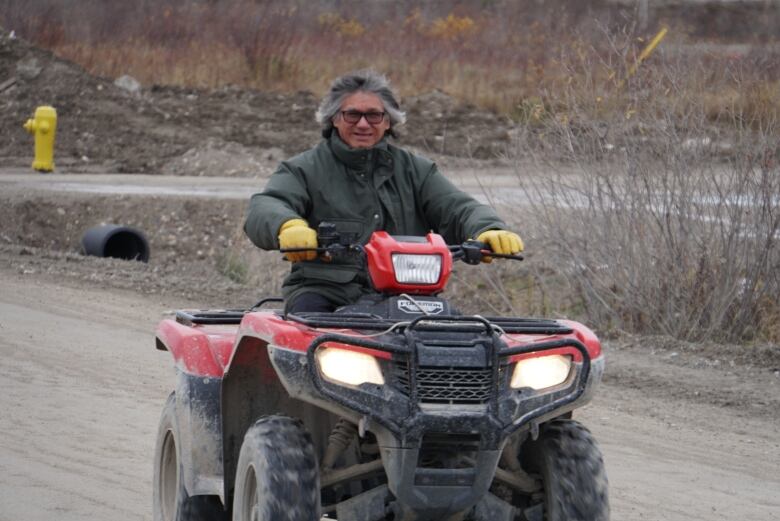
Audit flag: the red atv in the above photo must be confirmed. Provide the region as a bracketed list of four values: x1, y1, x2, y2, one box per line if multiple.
[153, 226, 608, 521]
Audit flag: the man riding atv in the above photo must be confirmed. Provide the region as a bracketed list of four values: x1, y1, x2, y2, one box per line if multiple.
[243, 69, 523, 313]
[151, 70, 609, 521]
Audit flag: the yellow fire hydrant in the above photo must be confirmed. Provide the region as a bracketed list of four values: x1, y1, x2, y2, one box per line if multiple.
[23, 105, 57, 172]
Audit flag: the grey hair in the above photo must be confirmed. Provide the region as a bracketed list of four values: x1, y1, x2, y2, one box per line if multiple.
[315, 69, 406, 139]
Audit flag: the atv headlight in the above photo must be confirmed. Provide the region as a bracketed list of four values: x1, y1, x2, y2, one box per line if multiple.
[392, 254, 442, 284]
[510, 355, 571, 390]
[316, 347, 385, 386]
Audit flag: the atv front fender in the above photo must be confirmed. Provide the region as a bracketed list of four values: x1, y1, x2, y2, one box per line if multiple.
[173, 371, 225, 501]
[155, 318, 237, 501]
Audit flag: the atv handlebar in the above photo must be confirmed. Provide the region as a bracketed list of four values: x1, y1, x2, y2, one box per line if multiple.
[279, 224, 523, 263]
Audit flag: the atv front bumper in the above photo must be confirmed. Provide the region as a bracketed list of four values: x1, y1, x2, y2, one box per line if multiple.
[268, 316, 604, 519]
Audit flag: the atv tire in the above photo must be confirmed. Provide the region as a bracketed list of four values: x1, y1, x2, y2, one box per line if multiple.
[524, 419, 609, 521]
[232, 415, 320, 521]
[153, 393, 229, 521]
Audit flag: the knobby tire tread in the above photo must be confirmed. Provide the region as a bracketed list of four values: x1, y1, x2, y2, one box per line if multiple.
[233, 415, 320, 521]
[528, 418, 609, 521]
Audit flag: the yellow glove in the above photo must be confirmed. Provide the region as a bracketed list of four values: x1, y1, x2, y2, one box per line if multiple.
[476, 230, 524, 262]
[278, 219, 317, 262]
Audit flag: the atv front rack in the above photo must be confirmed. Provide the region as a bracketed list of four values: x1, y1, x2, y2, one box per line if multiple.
[288, 312, 573, 335]
[174, 306, 574, 336]
[174, 298, 284, 325]
[303, 314, 591, 447]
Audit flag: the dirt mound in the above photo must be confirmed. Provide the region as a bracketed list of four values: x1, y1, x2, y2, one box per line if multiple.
[401, 90, 515, 159]
[1, 29, 517, 174]
[1, 29, 178, 172]
[0, 29, 323, 173]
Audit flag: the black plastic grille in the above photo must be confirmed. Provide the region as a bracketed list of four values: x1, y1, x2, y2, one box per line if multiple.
[393, 360, 498, 404]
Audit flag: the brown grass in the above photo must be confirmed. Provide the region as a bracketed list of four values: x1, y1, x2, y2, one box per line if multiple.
[4, 0, 778, 120]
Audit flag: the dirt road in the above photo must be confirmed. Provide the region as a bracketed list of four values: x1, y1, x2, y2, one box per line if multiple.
[0, 167, 525, 201]
[1, 272, 778, 521]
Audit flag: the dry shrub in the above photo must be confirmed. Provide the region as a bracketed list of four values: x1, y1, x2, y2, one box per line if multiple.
[216, 222, 287, 297]
[514, 41, 780, 342]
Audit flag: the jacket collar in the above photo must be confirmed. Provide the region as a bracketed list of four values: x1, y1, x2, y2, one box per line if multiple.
[329, 133, 390, 171]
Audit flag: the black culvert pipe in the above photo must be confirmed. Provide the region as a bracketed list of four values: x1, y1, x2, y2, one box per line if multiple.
[81, 224, 150, 263]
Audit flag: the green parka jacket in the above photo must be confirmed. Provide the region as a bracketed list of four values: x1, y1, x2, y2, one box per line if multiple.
[244, 133, 507, 306]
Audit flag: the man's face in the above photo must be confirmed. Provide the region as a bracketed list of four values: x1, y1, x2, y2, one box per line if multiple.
[332, 91, 390, 148]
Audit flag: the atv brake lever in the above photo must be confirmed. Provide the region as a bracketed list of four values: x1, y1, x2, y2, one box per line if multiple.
[279, 247, 330, 254]
[479, 249, 524, 261]
[452, 241, 485, 265]
[450, 241, 524, 263]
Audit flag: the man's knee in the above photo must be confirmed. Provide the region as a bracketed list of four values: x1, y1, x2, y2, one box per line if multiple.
[287, 292, 337, 313]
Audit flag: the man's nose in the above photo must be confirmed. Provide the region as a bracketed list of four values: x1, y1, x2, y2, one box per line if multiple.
[356, 115, 371, 127]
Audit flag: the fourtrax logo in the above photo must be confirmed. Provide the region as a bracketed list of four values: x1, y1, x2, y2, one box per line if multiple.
[397, 299, 444, 315]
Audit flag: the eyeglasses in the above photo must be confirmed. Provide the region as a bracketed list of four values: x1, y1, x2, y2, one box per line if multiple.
[340, 110, 386, 125]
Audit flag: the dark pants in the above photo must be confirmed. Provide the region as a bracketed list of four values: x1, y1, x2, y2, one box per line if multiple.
[287, 292, 338, 313]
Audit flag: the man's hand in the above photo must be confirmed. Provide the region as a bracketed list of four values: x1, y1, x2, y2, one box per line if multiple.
[278, 219, 318, 262]
[476, 229, 524, 262]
